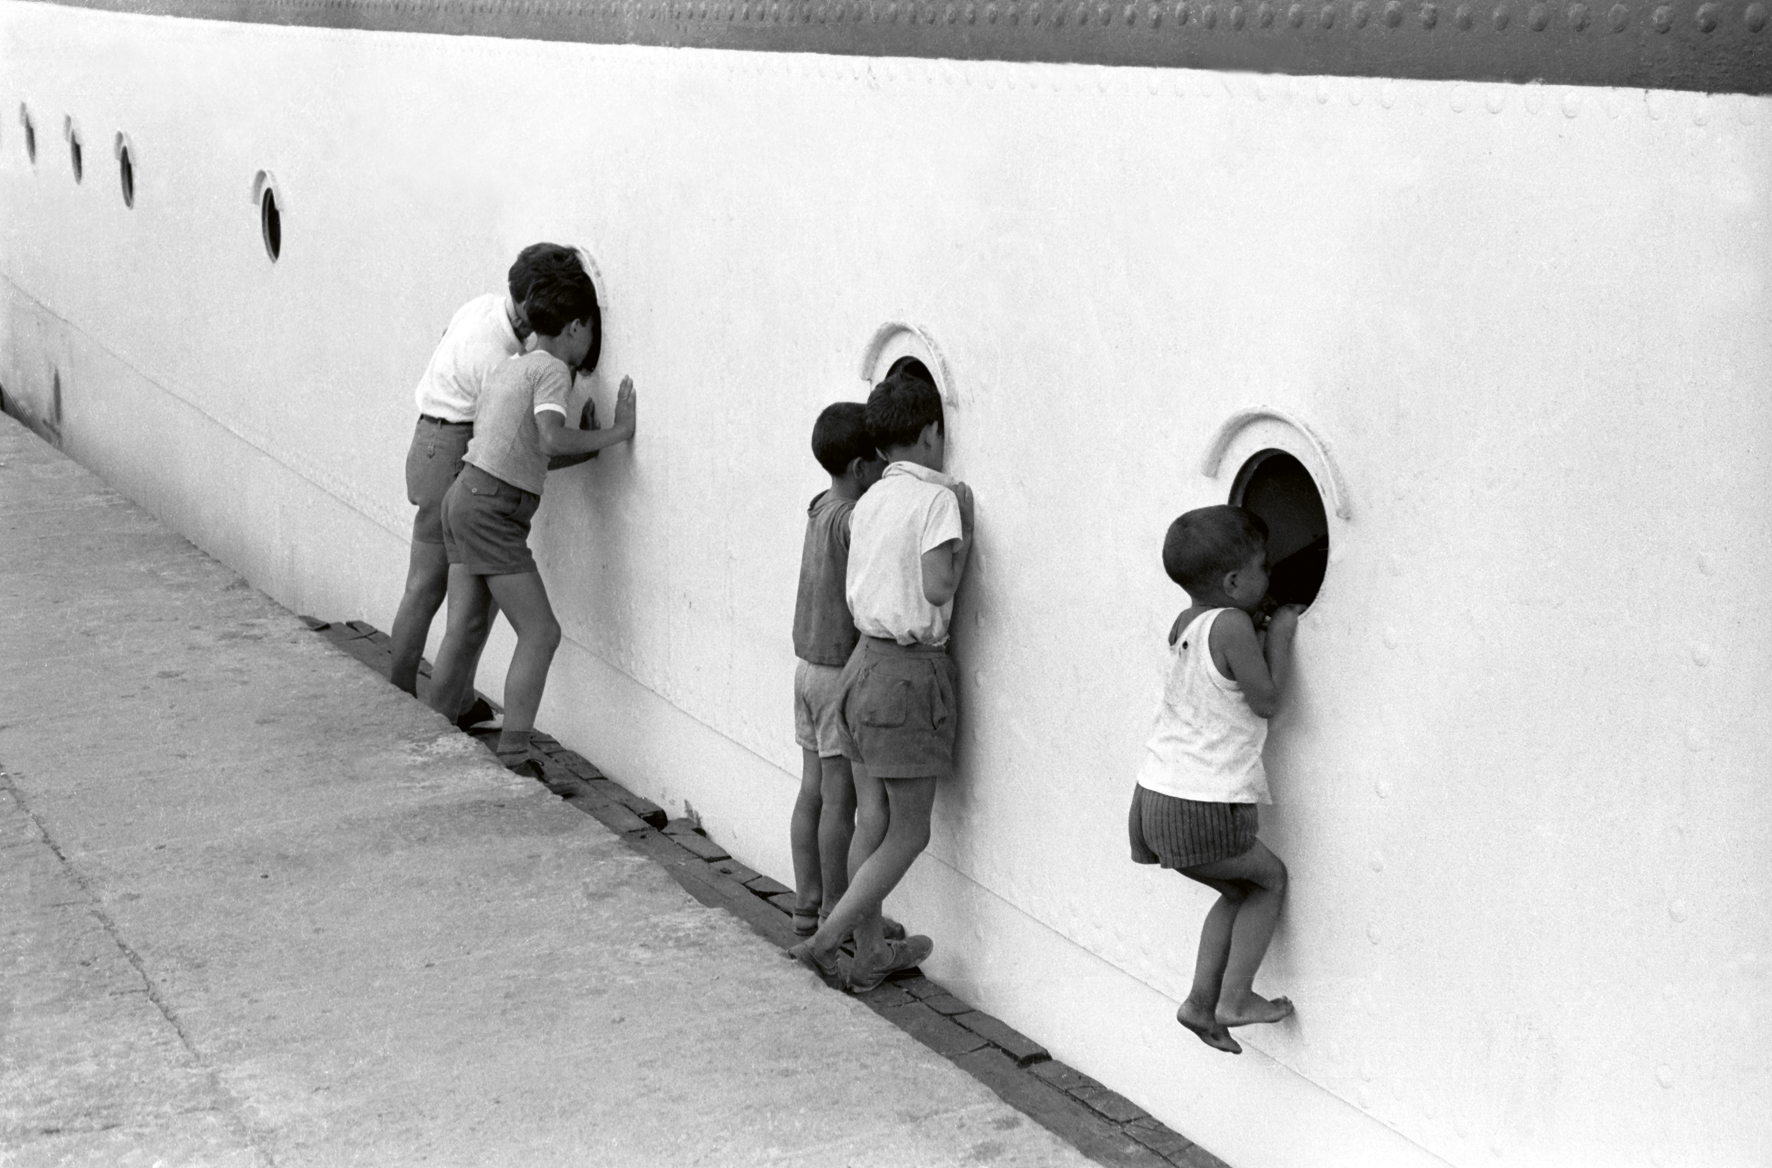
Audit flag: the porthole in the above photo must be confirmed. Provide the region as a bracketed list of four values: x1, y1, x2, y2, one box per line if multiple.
[1231, 450, 1328, 608]
[115, 133, 135, 208]
[858, 322, 957, 469]
[1200, 405, 1349, 612]
[261, 189, 281, 260]
[19, 104, 35, 163]
[252, 170, 283, 263]
[65, 117, 82, 183]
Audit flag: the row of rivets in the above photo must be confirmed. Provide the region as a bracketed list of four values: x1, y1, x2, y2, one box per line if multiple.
[278, 0, 1772, 30]
[629, 0, 1766, 30]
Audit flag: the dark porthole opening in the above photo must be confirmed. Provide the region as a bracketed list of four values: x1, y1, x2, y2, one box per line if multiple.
[1231, 449, 1329, 610]
[23, 115, 35, 163]
[882, 354, 934, 387]
[260, 188, 281, 262]
[118, 146, 134, 208]
[69, 133, 82, 183]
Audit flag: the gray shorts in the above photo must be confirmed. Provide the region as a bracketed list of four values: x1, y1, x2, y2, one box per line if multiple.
[838, 636, 958, 780]
[794, 659, 850, 758]
[1128, 785, 1259, 870]
[439, 463, 540, 577]
[404, 415, 474, 546]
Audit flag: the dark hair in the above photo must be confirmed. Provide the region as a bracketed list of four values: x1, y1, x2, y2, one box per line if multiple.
[523, 269, 599, 338]
[865, 371, 944, 452]
[506, 243, 577, 303]
[1162, 506, 1269, 593]
[883, 355, 934, 386]
[811, 402, 874, 476]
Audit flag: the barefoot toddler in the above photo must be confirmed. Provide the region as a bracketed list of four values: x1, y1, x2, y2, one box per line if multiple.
[1130, 505, 1303, 1055]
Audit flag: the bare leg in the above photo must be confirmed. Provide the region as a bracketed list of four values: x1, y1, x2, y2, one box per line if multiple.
[389, 540, 450, 695]
[816, 755, 857, 916]
[1172, 877, 1245, 1054]
[1185, 840, 1292, 1029]
[807, 775, 936, 967]
[846, 762, 886, 885]
[426, 566, 493, 720]
[790, 749, 825, 925]
[484, 570, 561, 757]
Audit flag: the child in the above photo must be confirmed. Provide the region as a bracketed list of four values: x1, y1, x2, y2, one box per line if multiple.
[788, 365, 972, 993]
[1130, 505, 1303, 1055]
[425, 267, 636, 773]
[389, 243, 591, 723]
[788, 402, 885, 939]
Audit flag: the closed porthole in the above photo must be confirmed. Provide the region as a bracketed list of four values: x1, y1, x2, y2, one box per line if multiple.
[19, 104, 35, 164]
[65, 117, 82, 183]
[252, 170, 283, 263]
[1230, 450, 1329, 608]
[115, 133, 135, 208]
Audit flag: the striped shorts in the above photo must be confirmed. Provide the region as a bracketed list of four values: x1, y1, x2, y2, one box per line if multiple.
[1128, 784, 1259, 870]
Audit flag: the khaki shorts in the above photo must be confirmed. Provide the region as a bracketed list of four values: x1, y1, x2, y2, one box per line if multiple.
[839, 636, 958, 780]
[794, 659, 850, 758]
[439, 463, 540, 577]
[404, 415, 474, 546]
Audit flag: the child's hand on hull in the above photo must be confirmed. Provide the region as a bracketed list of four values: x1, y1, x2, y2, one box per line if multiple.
[613, 376, 636, 439]
[1266, 604, 1305, 640]
[949, 480, 974, 544]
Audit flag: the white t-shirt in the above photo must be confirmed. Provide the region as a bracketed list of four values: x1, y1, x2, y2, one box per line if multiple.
[412, 293, 525, 423]
[1135, 608, 1271, 804]
[846, 462, 964, 648]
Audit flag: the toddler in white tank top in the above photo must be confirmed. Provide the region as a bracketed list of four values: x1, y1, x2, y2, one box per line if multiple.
[1128, 505, 1305, 1055]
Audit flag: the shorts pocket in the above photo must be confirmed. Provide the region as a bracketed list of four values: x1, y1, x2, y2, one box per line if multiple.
[466, 475, 521, 517]
[860, 676, 910, 729]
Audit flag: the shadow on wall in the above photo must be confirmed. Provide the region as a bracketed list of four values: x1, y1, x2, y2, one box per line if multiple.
[0, 370, 64, 447]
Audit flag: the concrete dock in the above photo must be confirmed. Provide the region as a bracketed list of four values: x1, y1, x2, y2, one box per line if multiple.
[0, 412, 1105, 1167]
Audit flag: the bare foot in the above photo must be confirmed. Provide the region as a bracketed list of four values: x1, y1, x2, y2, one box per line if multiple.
[1216, 993, 1294, 1027]
[1176, 1001, 1242, 1054]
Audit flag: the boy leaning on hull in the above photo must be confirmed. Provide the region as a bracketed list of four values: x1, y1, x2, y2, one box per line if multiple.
[789, 362, 974, 994]
[425, 266, 636, 776]
[1130, 505, 1301, 1054]
[388, 243, 592, 726]
[788, 402, 883, 939]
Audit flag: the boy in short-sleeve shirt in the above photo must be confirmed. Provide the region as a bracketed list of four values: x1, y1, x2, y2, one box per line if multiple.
[426, 268, 636, 775]
[787, 366, 973, 994]
[787, 403, 885, 938]
[389, 243, 588, 703]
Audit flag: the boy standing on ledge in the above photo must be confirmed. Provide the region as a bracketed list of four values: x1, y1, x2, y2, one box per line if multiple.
[789, 365, 972, 994]
[1130, 505, 1301, 1054]
[389, 243, 587, 724]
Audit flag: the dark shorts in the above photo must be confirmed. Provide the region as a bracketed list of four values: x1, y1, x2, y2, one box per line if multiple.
[439, 463, 540, 577]
[838, 636, 959, 780]
[1128, 785, 1259, 870]
[404, 415, 474, 546]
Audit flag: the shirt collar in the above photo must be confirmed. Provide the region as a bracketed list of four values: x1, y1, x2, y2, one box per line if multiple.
[883, 461, 953, 487]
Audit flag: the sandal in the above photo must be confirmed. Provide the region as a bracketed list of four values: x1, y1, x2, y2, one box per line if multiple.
[844, 935, 933, 994]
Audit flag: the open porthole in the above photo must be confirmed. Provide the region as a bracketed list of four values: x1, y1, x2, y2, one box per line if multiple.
[65, 117, 82, 183]
[114, 132, 135, 208]
[251, 170, 282, 263]
[1232, 450, 1328, 608]
[1201, 405, 1349, 612]
[19, 105, 35, 163]
[857, 322, 956, 471]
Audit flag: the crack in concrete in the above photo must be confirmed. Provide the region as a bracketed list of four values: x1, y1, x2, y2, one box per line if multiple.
[0, 765, 278, 1168]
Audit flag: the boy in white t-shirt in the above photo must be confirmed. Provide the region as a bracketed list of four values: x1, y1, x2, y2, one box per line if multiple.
[1129, 505, 1304, 1054]
[388, 243, 590, 722]
[788, 363, 972, 993]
